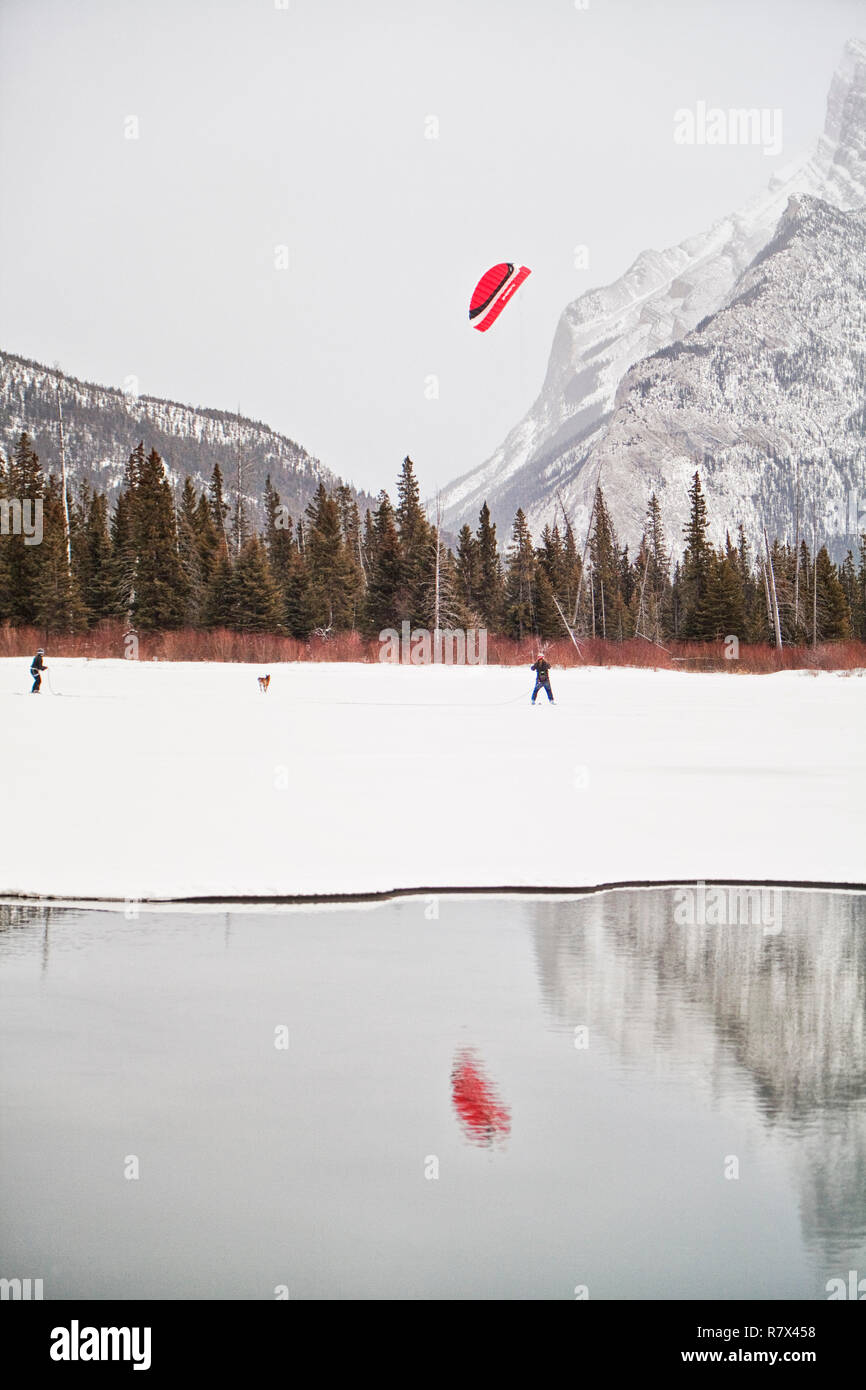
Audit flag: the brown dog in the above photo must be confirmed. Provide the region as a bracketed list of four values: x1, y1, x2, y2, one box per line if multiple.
[257, 674, 271, 694]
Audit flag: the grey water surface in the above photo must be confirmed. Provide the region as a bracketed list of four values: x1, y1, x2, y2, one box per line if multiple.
[1, 888, 864, 1300]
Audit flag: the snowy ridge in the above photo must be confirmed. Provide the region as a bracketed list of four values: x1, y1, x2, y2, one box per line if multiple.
[553, 196, 866, 556]
[0, 350, 372, 522]
[440, 39, 866, 549]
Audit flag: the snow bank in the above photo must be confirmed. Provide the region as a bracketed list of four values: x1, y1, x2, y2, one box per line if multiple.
[2, 658, 863, 899]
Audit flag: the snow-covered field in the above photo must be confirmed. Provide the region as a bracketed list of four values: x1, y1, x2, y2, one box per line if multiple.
[2, 658, 863, 900]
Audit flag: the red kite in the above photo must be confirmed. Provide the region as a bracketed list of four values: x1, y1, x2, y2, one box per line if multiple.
[469, 262, 531, 332]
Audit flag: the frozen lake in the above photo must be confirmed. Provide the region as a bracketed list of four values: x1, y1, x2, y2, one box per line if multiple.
[1, 887, 864, 1300]
[3, 658, 863, 898]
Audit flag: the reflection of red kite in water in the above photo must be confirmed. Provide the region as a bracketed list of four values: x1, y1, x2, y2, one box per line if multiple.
[451, 1049, 511, 1146]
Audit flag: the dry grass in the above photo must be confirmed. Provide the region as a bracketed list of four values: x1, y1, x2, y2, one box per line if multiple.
[489, 635, 866, 673]
[0, 623, 380, 665]
[1, 622, 863, 673]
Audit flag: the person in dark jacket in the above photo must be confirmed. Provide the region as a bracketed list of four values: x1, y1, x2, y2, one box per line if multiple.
[530, 652, 554, 703]
[30, 648, 47, 694]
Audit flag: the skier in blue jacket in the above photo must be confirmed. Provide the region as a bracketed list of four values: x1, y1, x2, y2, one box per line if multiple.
[530, 653, 554, 703]
[30, 648, 47, 694]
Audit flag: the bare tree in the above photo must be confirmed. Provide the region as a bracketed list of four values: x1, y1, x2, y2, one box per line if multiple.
[763, 523, 782, 649]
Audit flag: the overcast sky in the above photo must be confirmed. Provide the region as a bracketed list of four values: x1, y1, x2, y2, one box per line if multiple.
[0, 0, 862, 499]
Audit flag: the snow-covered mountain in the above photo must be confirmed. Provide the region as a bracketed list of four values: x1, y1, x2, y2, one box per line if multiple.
[0, 350, 372, 523]
[563, 195, 866, 557]
[441, 38, 866, 552]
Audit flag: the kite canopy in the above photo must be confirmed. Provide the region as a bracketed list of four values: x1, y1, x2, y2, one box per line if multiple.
[469, 262, 531, 331]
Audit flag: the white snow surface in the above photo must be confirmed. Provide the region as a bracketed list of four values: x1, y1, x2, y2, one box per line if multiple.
[2, 659, 863, 900]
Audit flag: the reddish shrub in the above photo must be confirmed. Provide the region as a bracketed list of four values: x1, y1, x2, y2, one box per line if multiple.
[1, 621, 863, 672]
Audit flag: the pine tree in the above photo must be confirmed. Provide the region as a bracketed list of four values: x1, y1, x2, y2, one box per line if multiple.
[35, 475, 88, 632]
[2, 433, 44, 624]
[109, 441, 150, 623]
[304, 483, 357, 631]
[735, 523, 765, 644]
[702, 546, 745, 641]
[839, 548, 864, 640]
[645, 494, 670, 577]
[75, 488, 113, 622]
[283, 537, 313, 639]
[476, 502, 504, 629]
[231, 537, 285, 632]
[208, 463, 230, 556]
[538, 525, 566, 600]
[363, 491, 403, 634]
[230, 491, 250, 560]
[188, 495, 216, 599]
[720, 532, 747, 640]
[589, 489, 624, 640]
[794, 540, 809, 641]
[335, 482, 366, 617]
[68, 479, 89, 599]
[855, 534, 866, 640]
[361, 509, 376, 578]
[535, 525, 568, 636]
[204, 548, 235, 627]
[813, 546, 850, 640]
[680, 471, 715, 640]
[619, 544, 634, 618]
[0, 450, 10, 619]
[768, 538, 796, 644]
[455, 524, 480, 615]
[128, 448, 186, 629]
[635, 496, 672, 642]
[123, 438, 145, 491]
[177, 477, 208, 626]
[504, 509, 536, 640]
[395, 455, 433, 623]
[109, 481, 137, 622]
[533, 567, 561, 639]
[263, 476, 293, 587]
